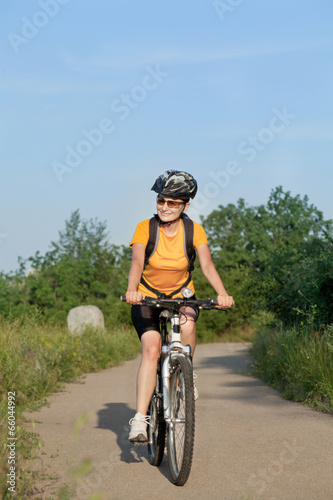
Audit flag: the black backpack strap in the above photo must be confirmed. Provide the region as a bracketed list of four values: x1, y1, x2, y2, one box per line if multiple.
[141, 213, 195, 298]
[145, 215, 160, 266]
[181, 213, 196, 272]
[140, 275, 192, 299]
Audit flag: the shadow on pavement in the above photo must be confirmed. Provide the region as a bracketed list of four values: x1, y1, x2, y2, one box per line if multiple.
[97, 402, 146, 464]
[96, 402, 170, 481]
[195, 350, 292, 408]
[197, 351, 252, 374]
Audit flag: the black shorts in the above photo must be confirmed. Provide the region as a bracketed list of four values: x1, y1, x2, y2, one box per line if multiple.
[131, 296, 199, 340]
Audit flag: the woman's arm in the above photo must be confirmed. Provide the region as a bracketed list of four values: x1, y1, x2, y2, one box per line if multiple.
[126, 243, 145, 304]
[196, 244, 234, 308]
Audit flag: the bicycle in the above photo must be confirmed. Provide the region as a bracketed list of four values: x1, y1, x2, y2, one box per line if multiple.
[121, 288, 227, 486]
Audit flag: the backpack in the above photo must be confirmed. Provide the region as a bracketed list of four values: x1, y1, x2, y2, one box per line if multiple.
[140, 213, 196, 298]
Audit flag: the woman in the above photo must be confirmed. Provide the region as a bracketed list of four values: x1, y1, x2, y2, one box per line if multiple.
[126, 170, 233, 442]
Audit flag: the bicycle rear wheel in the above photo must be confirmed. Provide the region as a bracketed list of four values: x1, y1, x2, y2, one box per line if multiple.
[167, 354, 195, 486]
[147, 369, 166, 466]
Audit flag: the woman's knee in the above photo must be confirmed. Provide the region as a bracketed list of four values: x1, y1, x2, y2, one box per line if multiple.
[141, 332, 161, 362]
[181, 307, 198, 324]
[181, 319, 196, 336]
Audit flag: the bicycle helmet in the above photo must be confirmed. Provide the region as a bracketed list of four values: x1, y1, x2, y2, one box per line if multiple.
[151, 170, 198, 200]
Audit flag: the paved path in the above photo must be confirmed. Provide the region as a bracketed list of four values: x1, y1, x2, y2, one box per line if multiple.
[25, 343, 333, 500]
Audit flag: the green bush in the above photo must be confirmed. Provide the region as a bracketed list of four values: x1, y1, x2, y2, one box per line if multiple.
[1, 189, 332, 335]
[0, 315, 141, 498]
[250, 324, 333, 413]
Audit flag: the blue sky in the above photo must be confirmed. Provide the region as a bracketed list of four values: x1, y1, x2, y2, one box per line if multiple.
[1, 0, 332, 274]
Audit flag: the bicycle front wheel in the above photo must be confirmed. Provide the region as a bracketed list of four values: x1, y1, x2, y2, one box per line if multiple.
[167, 354, 195, 486]
[147, 371, 166, 466]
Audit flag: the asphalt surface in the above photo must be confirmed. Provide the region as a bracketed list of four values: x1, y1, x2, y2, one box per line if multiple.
[25, 343, 333, 500]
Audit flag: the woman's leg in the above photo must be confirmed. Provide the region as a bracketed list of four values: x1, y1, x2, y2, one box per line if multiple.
[179, 306, 197, 356]
[136, 330, 161, 415]
[180, 306, 199, 400]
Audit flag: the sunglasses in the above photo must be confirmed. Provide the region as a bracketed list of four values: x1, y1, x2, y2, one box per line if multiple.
[156, 197, 185, 208]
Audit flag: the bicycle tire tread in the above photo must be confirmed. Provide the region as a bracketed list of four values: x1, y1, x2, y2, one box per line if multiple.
[147, 366, 166, 466]
[167, 354, 195, 486]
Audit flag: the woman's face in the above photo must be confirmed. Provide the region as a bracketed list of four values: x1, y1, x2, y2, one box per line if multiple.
[156, 196, 189, 223]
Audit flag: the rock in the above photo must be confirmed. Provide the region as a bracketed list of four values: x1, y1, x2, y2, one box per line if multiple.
[67, 305, 105, 335]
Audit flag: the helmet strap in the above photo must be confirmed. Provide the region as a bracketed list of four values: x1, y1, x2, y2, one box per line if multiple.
[159, 218, 180, 226]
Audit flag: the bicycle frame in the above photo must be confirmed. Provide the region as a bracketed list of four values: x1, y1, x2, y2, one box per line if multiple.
[120, 291, 228, 485]
[159, 312, 191, 422]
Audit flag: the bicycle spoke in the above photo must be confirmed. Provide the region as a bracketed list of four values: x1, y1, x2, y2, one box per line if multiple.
[167, 355, 195, 486]
[147, 370, 166, 466]
[172, 370, 186, 468]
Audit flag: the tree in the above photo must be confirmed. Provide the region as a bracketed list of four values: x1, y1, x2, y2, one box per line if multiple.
[199, 186, 333, 329]
[1, 191, 331, 333]
[0, 210, 132, 325]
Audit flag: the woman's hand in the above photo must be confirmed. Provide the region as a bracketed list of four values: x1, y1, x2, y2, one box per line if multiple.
[217, 294, 234, 308]
[125, 291, 143, 305]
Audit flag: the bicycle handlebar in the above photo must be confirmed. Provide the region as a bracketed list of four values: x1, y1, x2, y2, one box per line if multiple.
[120, 295, 228, 311]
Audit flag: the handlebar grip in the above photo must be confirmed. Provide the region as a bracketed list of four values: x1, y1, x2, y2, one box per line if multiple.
[120, 295, 127, 302]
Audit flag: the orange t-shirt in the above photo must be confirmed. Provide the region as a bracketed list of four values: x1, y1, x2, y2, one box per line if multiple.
[130, 218, 208, 298]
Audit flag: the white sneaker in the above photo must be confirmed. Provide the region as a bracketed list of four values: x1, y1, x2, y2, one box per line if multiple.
[128, 412, 150, 443]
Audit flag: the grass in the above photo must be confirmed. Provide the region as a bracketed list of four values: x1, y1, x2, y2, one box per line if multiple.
[197, 324, 255, 344]
[0, 309, 254, 497]
[250, 323, 333, 413]
[4, 309, 327, 497]
[0, 314, 141, 499]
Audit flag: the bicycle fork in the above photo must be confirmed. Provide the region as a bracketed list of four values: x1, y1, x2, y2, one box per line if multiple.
[161, 314, 191, 422]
